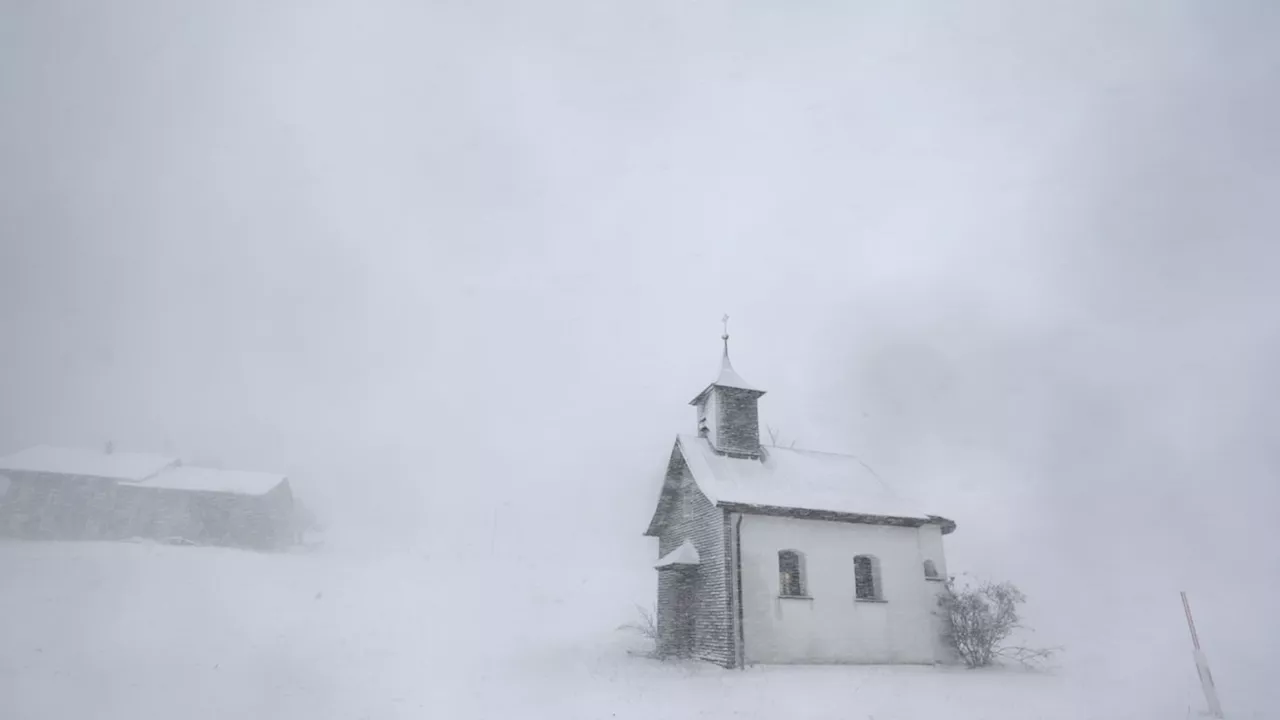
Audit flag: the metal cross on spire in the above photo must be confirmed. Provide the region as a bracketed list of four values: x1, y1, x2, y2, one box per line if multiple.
[721, 314, 730, 356]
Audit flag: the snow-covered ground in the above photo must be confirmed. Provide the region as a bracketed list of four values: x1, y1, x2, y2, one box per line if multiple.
[0, 540, 1264, 719]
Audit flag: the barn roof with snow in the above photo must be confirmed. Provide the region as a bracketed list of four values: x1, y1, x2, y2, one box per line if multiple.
[0, 445, 288, 497]
[142, 466, 287, 496]
[0, 445, 177, 481]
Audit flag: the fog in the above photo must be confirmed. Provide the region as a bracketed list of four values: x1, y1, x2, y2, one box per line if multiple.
[2, 1, 1278, 716]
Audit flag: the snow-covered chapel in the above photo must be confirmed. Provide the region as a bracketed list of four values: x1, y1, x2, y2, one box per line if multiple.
[643, 327, 957, 667]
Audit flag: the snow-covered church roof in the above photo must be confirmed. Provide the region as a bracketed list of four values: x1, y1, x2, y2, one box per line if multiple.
[647, 435, 954, 535]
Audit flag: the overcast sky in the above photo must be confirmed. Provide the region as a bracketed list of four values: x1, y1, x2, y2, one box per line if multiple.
[2, 0, 1278, 709]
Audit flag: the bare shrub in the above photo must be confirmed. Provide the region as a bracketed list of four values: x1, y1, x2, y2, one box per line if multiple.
[939, 576, 1058, 669]
[617, 604, 657, 639]
[765, 425, 799, 448]
[617, 604, 659, 656]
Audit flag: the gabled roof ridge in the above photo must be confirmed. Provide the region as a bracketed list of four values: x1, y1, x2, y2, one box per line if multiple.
[761, 443, 857, 458]
[643, 438, 695, 536]
[0, 444, 179, 482]
[142, 464, 288, 495]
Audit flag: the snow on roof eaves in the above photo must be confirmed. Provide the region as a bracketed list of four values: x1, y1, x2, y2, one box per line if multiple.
[675, 434, 940, 524]
[654, 540, 700, 568]
[139, 466, 286, 497]
[0, 445, 177, 481]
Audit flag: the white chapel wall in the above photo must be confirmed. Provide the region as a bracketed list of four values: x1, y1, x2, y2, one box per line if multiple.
[738, 514, 942, 664]
[916, 522, 956, 663]
[917, 523, 947, 580]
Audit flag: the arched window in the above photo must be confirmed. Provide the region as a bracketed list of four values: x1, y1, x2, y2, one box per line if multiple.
[923, 559, 939, 579]
[778, 550, 805, 597]
[854, 555, 882, 601]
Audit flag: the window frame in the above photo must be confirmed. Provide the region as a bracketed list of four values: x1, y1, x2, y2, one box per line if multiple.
[777, 549, 808, 598]
[923, 559, 942, 581]
[853, 554, 884, 602]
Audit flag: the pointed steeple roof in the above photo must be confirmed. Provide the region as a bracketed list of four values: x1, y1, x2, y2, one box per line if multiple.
[688, 316, 765, 405]
[711, 344, 757, 392]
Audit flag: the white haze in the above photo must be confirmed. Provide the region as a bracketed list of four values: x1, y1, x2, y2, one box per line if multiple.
[2, 0, 1278, 716]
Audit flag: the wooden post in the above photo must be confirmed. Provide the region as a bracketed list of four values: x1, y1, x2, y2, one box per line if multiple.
[1181, 591, 1224, 718]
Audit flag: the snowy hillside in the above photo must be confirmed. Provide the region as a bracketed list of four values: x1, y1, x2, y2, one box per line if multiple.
[0, 540, 1264, 720]
[3, 0, 1279, 718]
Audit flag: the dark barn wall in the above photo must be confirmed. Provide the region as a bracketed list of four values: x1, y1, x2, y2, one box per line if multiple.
[134, 487, 294, 550]
[0, 472, 116, 540]
[0, 472, 295, 551]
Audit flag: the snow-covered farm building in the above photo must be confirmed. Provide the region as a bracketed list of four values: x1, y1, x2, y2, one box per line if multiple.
[0, 445, 296, 550]
[644, 335, 957, 667]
